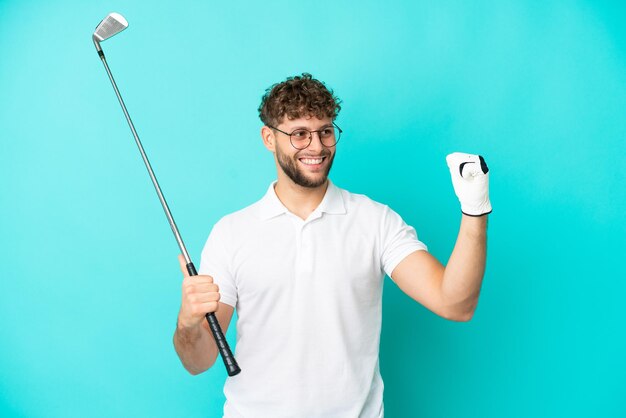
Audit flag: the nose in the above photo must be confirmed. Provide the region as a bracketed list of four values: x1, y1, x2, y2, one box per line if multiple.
[306, 131, 324, 151]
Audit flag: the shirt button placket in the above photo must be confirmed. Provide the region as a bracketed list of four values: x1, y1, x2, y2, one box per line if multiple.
[300, 223, 313, 275]
[293, 217, 304, 278]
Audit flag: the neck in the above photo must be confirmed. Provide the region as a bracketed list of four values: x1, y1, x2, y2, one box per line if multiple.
[274, 176, 329, 220]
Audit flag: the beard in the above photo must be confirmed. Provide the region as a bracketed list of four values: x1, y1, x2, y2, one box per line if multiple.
[275, 145, 335, 188]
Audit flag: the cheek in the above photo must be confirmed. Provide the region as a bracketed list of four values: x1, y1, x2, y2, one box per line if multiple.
[276, 142, 294, 158]
[276, 146, 298, 167]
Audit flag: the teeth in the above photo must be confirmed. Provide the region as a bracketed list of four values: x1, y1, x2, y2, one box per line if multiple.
[301, 158, 323, 165]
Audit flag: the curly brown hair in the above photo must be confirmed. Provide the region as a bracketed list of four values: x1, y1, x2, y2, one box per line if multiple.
[258, 73, 342, 127]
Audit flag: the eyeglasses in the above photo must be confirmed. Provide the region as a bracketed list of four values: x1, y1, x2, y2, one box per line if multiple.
[268, 122, 342, 150]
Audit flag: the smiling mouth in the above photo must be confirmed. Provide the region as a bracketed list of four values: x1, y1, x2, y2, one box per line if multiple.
[298, 156, 326, 166]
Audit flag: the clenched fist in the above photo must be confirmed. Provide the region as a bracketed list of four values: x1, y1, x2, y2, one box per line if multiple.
[177, 254, 221, 328]
[446, 152, 492, 217]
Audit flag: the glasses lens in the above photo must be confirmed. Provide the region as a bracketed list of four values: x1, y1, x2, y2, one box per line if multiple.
[320, 126, 340, 147]
[290, 129, 311, 149]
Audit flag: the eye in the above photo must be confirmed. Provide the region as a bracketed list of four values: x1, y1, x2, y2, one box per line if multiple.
[320, 128, 334, 137]
[291, 129, 309, 139]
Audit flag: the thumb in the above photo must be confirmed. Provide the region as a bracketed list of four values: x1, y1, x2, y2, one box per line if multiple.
[446, 152, 488, 179]
[178, 254, 190, 278]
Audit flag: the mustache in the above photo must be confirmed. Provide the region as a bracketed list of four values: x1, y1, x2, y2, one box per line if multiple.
[295, 150, 332, 158]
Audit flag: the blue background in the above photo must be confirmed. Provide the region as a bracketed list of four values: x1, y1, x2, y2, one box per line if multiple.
[1, 0, 625, 417]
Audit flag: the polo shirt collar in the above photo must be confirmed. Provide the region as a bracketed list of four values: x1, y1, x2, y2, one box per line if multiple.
[316, 180, 346, 216]
[258, 180, 346, 220]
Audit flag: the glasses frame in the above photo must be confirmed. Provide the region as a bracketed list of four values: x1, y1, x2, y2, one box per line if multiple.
[267, 121, 343, 150]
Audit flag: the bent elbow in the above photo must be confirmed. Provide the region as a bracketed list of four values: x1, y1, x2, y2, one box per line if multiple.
[442, 297, 478, 322]
[185, 364, 210, 376]
[457, 310, 474, 322]
[442, 307, 475, 322]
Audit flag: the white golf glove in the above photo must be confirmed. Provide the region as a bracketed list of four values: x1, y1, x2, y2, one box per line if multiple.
[446, 152, 492, 216]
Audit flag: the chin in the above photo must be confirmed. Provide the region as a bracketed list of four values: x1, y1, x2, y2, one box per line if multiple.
[292, 174, 328, 188]
[302, 179, 328, 188]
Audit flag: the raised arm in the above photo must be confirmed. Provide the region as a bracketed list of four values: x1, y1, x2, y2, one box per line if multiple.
[391, 215, 486, 321]
[389, 152, 491, 322]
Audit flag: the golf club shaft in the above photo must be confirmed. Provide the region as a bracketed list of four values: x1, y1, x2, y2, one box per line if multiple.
[98, 54, 241, 377]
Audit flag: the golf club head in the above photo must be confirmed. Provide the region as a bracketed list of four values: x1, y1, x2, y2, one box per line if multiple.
[93, 12, 128, 53]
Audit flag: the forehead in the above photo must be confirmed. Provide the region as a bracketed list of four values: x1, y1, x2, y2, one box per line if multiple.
[279, 115, 332, 129]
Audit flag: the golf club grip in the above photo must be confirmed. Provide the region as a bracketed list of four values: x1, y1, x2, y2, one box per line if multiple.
[186, 262, 241, 376]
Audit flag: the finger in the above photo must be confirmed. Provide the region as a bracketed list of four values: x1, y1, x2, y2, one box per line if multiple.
[183, 282, 218, 296]
[446, 152, 471, 167]
[190, 292, 221, 303]
[190, 282, 219, 293]
[193, 302, 219, 315]
[478, 155, 489, 173]
[460, 155, 489, 178]
[178, 254, 190, 278]
[446, 152, 487, 178]
[446, 152, 465, 168]
[186, 274, 214, 285]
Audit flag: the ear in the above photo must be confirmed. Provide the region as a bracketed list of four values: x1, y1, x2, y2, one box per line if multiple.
[261, 126, 276, 152]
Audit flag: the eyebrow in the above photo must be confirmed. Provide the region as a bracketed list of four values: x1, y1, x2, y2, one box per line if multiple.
[287, 123, 333, 131]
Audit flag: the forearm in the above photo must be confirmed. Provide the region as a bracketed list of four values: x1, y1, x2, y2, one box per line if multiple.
[441, 214, 488, 320]
[173, 321, 218, 375]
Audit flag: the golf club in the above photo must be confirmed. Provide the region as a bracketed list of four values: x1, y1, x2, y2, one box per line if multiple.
[93, 12, 241, 377]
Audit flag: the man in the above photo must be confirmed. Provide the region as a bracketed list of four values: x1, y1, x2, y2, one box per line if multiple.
[173, 73, 491, 417]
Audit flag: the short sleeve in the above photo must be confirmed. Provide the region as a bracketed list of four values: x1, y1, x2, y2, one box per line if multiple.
[198, 218, 237, 308]
[380, 206, 428, 277]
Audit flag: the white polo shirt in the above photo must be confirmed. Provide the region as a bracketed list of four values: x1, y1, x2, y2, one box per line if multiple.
[199, 180, 428, 418]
